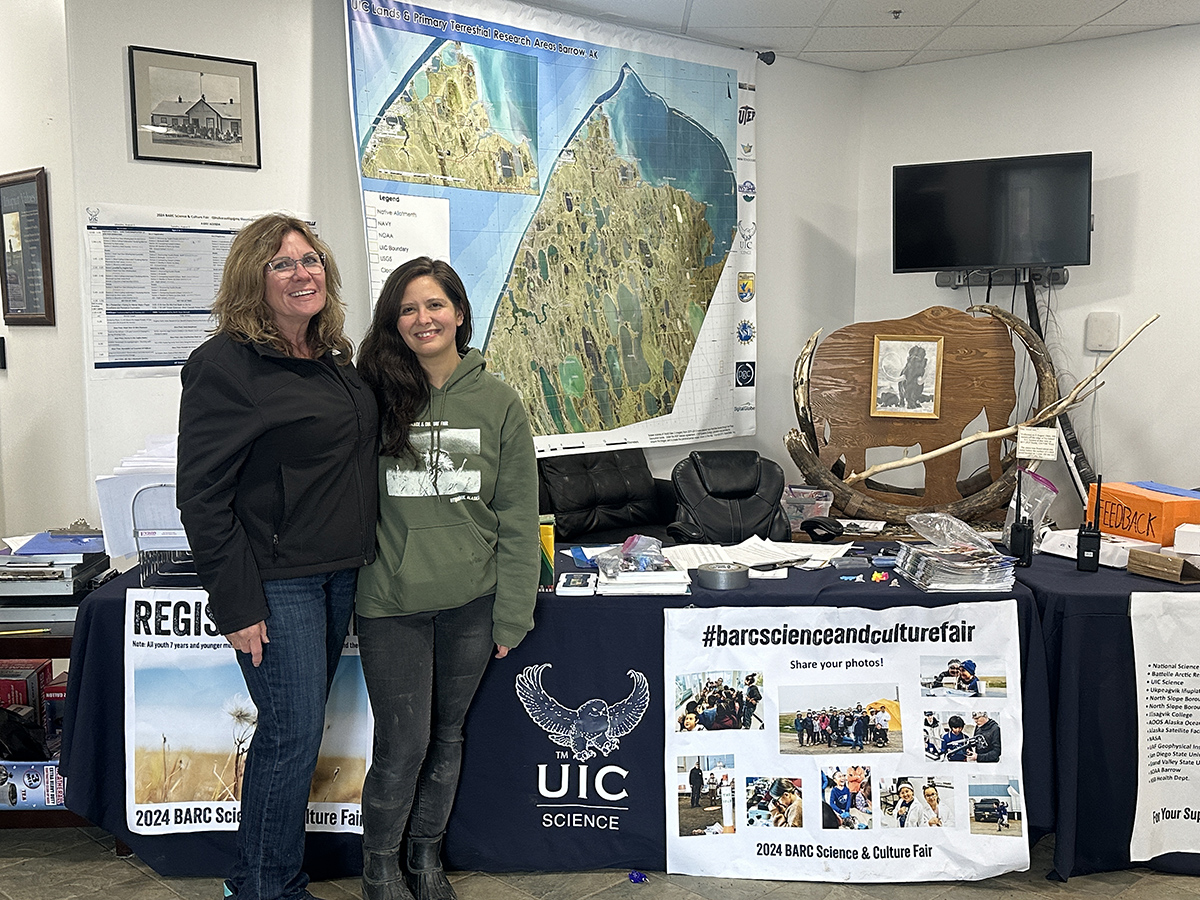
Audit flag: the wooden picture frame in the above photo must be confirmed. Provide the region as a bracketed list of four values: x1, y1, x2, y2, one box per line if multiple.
[870, 334, 944, 418]
[128, 45, 261, 169]
[1, 167, 55, 326]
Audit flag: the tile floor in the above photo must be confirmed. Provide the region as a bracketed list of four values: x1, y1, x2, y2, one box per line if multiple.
[1, 827, 1199, 900]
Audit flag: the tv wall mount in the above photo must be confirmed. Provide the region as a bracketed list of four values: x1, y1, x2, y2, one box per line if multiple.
[935, 267, 1068, 289]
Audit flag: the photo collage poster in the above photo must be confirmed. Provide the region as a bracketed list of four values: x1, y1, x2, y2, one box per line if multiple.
[664, 601, 1028, 881]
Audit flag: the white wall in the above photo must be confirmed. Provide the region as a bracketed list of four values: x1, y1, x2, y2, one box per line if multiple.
[0, 0, 91, 535]
[5, 2, 1196, 534]
[854, 26, 1200, 525]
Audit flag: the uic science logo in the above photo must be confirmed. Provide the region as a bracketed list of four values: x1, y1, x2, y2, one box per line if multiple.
[516, 663, 650, 830]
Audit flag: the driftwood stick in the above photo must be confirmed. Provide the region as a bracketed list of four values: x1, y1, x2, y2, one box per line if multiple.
[844, 314, 1158, 486]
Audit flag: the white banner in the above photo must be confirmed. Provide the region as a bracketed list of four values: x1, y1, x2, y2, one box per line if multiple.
[665, 602, 1028, 881]
[123, 589, 370, 834]
[1130, 592, 1200, 860]
[346, 0, 757, 453]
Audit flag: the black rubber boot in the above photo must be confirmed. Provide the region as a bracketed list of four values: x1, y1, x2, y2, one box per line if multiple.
[405, 837, 457, 900]
[362, 849, 415, 900]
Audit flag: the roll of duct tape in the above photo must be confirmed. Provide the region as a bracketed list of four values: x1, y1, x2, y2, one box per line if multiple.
[696, 562, 750, 590]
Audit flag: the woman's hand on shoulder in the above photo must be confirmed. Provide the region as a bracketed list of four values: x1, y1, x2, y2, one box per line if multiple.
[226, 621, 270, 666]
[495, 645, 510, 659]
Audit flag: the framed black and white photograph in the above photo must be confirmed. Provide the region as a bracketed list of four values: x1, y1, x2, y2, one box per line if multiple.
[870, 334, 944, 418]
[128, 45, 261, 168]
[1, 167, 55, 326]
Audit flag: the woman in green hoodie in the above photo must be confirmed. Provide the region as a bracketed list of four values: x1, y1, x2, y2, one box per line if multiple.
[355, 257, 538, 900]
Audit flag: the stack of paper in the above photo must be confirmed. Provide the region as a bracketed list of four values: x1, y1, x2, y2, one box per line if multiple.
[895, 543, 1016, 592]
[596, 558, 691, 595]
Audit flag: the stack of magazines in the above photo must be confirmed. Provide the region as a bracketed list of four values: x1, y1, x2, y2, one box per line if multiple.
[597, 557, 691, 595]
[895, 543, 1016, 592]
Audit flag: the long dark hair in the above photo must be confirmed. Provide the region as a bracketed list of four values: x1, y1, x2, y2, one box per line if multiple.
[358, 257, 474, 458]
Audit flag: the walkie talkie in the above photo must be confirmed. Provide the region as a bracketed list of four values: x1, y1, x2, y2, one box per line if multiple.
[1010, 469, 1034, 567]
[1077, 474, 1103, 572]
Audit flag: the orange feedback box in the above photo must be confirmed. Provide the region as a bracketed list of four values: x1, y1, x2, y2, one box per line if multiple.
[1089, 482, 1200, 547]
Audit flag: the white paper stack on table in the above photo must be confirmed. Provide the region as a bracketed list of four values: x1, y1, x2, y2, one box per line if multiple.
[596, 556, 691, 595]
[895, 543, 1016, 592]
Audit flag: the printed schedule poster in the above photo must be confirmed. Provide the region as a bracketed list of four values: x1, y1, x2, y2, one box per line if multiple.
[664, 602, 1028, 881]
[1130, 592, 1200, 860]
[123, 589, 370, 834]
[346, 0, 759, 453]
[84, 204, 291, 375]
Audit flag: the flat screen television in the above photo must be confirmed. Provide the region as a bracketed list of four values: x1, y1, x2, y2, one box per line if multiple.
[893, 151, 1092, 273]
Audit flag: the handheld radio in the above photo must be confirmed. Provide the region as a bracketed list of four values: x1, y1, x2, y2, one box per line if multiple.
[1077, 474, 1102, 572]
[1010, 469, 1034, 567]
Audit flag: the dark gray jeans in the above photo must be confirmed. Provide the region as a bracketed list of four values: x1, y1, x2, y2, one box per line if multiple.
[358, 594, 495, 854]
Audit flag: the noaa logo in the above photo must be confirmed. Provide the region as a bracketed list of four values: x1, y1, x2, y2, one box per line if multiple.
[738, 105, 756, 124]
[737, 272, 755, 302]
[736, 361, 756, 387]
[516, 663, 650, 761]
[737, 321, 756, 344]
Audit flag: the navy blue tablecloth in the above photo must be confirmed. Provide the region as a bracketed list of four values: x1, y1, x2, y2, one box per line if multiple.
[1016, 552, 1200, 881]
[60, 553, 1054, 876]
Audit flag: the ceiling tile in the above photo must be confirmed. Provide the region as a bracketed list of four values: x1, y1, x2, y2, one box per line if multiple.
[906, 48, 1005, 64]
[1056, 23, 1169, 42]
[684, 26, 816, 52]
[806, 25, 943, 51]
[688, 0, 832, 28]
[795, 50, 918, 71]
[819, 0, 975, 28]
[926, 24, 1079, 50]
[1094, 0, 1200, 26]
[955, 0, 1124, 27]
[518, 0, 689, 32]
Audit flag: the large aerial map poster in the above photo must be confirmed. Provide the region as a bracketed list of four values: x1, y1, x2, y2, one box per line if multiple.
[347, 0, 757, 453]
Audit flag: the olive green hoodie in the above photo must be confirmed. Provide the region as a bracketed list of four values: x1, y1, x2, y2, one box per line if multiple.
[356, 349, 538, 648]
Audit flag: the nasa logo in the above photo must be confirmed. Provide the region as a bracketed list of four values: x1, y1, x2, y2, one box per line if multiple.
[738, 105, 757, 124]
[736, 361, 756, 387]
[737, 272, 755, 302]
[737, 321, 756, 344]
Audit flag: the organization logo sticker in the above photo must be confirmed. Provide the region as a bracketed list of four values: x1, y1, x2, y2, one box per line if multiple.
[737, 272, 755, 303]
[516, 663, 650, 761]
[737, 321, 756, 345]
[737, 220, 756, 252]
[736, 361, 756, 387]
[738, 104, 756, 125]
[737, 180, 756, 202]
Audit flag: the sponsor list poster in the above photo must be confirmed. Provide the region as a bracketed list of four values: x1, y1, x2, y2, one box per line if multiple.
[1131, 593, 1200, 860]
[664, 602, 1028, 881]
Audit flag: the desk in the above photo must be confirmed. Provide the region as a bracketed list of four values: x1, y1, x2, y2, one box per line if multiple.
[61, 560, 1053, 876]
[1016, 554, 1200, 880]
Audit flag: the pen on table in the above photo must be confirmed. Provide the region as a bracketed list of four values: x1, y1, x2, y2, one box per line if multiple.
[0, 627, 52, 636]
[750, 558, 811, 571]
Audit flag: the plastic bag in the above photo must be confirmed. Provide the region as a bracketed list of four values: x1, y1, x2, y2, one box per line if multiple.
[593, 534, 674, 578]
[1002, 468, 1058, 552]
[907, 512, 994, 552]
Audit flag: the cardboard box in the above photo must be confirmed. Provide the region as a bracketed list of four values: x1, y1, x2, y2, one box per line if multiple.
[1173, 523, 1200, 556]
[1127, 549, 1200, 584]
[0, 659, 51, 720]
[1089, 482, 1200, 547]
[41, 671, 68, 755]
[1038, 529, 1160, 568]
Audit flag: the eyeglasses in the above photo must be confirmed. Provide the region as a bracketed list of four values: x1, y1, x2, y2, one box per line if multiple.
[265, 252, 325, 276]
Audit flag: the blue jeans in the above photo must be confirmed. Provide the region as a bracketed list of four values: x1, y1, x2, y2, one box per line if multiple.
[358, 594, 495, 855]
[228, 568, 357, 900]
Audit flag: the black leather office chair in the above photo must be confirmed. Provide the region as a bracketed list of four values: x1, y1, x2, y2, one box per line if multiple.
[668, 450, 790, 544]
